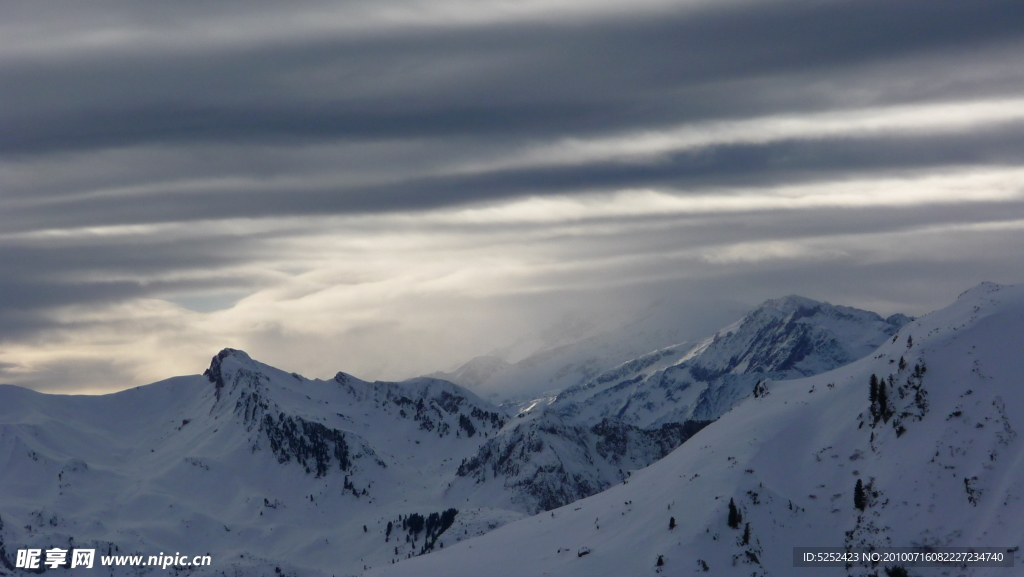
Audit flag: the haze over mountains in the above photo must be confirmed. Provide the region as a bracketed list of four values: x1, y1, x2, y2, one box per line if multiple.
[427, 298, 748, 406]
[2, 284, 1022, 576]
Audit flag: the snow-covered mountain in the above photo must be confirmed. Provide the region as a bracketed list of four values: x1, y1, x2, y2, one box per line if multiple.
[555, 295, 912, 428]
[429, 299, 747, 406]
[0, 293, 914, 576]
[367, 282, 1024, 577]
[0, 350, 514, 576]
[449, 296, 909, 514]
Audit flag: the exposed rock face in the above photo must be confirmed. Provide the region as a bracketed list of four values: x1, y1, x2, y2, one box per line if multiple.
[457, 415, 711, 512]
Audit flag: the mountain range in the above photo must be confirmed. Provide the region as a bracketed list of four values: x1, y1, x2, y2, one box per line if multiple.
[4, 285, 1019, 576]
[367, 281, 1024, 577]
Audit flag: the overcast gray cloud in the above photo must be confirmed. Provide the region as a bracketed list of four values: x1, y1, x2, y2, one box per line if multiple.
[2, 0, 1024, 392]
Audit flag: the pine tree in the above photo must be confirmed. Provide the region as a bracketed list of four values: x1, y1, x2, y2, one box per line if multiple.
[669, 517, 676, 530]
[854, 479, 866, 511]
[741, 523, 751, 545]
[898, 356, 906, 371]
[878, 380, 891, 423]
[727, 498, 742, 529]
[906, 335, 913, 348]
[869, 374, 880, 422]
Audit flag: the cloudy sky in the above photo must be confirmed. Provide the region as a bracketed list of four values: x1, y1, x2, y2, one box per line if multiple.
[3, 0, 1024, 393]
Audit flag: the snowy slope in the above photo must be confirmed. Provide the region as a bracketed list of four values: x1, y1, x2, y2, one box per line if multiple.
[554, 295, 911, 427]
[449, 296, 908, 514]
[368, 282, 1024, 577]
[0, 350, 515, 576]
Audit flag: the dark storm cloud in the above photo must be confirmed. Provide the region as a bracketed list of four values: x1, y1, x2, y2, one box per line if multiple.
[3, 0, 1024, 157]
[2, 0, 1022, 238]
[0, 235, 255, 276]
[0, 233, 267, 341]
[537, 201, 1024, 257]
[5, 125, 1024, 232]
[0, 273, 239, 320]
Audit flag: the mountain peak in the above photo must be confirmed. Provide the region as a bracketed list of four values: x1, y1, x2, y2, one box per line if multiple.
[885, 312, 913, 325]
[749, 295, 912, 330]
[957, 280, 1006, 300]
[757, 294, 828, 315]
[428, 355, 513, 389]
[334, 371, 352, 384]
[203, 348, 254, 392]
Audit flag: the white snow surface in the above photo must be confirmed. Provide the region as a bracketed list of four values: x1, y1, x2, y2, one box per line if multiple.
[0, 352, 519, 576]
[368, 282, 1024, 576]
